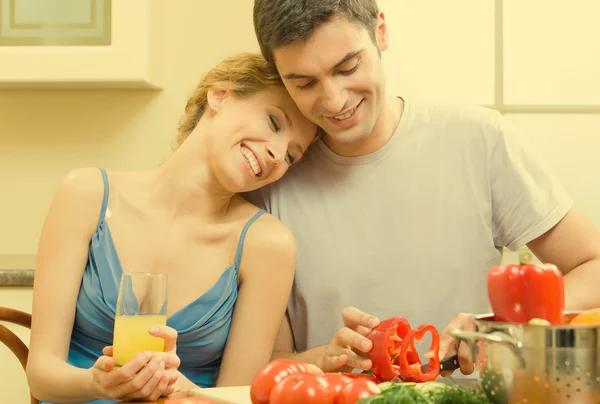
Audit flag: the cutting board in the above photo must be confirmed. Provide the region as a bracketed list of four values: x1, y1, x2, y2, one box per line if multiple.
[189, 385, 252, 404]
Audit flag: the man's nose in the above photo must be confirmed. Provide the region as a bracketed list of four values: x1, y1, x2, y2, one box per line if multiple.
[321, 79, 347, 114]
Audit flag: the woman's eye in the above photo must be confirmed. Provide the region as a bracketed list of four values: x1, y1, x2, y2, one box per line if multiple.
[269, 115, 280, 132]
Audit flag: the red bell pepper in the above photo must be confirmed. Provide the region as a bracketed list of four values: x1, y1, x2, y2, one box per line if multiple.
[365, 317, 420, 382]
[488, 263, 565, 324]
[398, 324, 441, 383]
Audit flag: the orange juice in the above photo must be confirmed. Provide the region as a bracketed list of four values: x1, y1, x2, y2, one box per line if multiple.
[113, 314, 167, 366]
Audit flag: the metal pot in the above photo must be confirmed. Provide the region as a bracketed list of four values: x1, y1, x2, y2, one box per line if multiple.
[449, 311, 600, 404]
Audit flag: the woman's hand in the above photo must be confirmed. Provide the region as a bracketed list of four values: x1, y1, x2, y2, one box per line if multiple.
[91, 351, 170, 401]
[94, 324, 182, 400]
[146, 325, 181, 393]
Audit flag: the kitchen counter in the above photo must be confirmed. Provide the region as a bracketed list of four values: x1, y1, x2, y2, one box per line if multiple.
[0, 254, 35, 286]
[0, 270, 34, 286]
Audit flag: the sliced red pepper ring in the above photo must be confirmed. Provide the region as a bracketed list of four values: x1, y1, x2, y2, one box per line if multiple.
[365, 317, 420, 382]
[339, 372, 379, 384]
[398, 324, 441, 383]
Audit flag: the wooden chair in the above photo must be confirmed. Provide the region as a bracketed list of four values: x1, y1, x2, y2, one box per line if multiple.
[0, 307, 39, 404]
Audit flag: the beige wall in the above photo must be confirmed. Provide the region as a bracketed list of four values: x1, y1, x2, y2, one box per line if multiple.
[0, 0, 259, 257]
[1, 0, 599, 401]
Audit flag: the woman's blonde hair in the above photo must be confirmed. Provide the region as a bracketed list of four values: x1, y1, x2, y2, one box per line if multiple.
[175, 52, 284, 149]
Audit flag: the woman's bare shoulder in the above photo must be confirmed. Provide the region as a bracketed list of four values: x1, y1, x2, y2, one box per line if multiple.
[234, 196, 297, 257]
[50, 167, 108, 226]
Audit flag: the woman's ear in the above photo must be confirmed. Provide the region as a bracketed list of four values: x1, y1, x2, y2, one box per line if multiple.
[207, 87, 229, 113]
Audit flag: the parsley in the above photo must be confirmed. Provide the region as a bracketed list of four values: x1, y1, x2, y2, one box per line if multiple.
[357, 382, 491, 404]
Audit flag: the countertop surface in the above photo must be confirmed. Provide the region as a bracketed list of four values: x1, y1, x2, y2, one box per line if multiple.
[0, 254, 35, 286]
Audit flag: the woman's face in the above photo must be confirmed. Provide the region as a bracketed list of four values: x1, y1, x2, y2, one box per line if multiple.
[208, 87, 318, 193]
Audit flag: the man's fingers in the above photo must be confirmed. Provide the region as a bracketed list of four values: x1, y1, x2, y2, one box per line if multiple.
[342, 307, 379, 330]
[334, 327, 373, 354]
[322, 353, 349, 373]
[149, 325, 178, 352]
[438, 312, 473, 358]
[438, 312, 476, 377]
[344, 352, 372, 371]
[304, 364, 324, 375]
[102, 346, 113, 357]
[438, 333, 459, 360]
[457, 340, 474, 375]
[353, 325, 371, 336]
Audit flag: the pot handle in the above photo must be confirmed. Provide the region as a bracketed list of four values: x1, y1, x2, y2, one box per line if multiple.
[448, 329, 525, 366]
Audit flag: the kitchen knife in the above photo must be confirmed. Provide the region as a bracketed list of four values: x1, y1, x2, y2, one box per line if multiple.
[420, 354, 460, 373]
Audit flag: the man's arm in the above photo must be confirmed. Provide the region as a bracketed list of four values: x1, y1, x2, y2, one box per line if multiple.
[271, 308, 377, 372]
[270, 311, 329, 366]
[527, 206, 600, 309]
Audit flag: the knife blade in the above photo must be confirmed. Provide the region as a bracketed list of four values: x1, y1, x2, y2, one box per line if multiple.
[420, 354, 460, 374]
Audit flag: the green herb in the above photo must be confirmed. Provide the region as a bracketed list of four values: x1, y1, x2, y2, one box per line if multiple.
[357, 382, 491, 404]
[357, 384, 430, 404]
[427, 386, 490, 404]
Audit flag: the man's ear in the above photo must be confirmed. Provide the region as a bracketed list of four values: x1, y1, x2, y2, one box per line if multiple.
[376, 11, 389, 52]
[207, 87, 229, 112]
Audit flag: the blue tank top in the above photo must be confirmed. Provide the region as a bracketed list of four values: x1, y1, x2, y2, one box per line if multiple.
[41, 168, 265, 404]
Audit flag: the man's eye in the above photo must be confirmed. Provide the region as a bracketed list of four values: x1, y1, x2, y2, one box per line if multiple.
[269, 115, 280, 131]
[297, 80, 316, 90]
[339, 60, 360, 75]
[286, 151, 296, 165]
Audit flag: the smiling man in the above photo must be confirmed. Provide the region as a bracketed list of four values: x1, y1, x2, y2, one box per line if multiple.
[245, 0, 600, 376]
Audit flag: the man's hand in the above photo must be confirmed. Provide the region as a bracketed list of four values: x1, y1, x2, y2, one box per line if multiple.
[438, 312, 476, 377]
[317, 307, 380, 373]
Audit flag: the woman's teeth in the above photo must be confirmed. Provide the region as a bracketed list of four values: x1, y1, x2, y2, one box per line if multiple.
[334, 108, 355, 120]
[241, 146, 262, 176]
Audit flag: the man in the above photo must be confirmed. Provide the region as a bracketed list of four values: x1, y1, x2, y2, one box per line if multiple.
[245, 0, 600, 376]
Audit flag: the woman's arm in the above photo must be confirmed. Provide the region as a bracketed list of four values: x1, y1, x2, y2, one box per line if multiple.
[27, 168, 106, 402]
[26, 168, 166, 402]
[215, 215, 297, 386]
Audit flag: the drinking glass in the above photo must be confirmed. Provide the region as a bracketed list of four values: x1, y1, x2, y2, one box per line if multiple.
[113, 272, 168, 366]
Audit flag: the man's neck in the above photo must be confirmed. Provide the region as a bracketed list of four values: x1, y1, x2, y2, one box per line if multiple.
[324, 95, 404, 157]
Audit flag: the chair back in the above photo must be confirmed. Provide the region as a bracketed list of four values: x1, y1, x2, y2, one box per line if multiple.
[0, 307, 39, 404]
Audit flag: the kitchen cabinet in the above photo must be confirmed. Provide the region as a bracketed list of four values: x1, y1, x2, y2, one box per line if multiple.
[0, 0, 163, 89]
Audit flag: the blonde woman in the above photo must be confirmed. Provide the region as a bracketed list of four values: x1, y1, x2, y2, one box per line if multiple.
[26, 53, 318, 404]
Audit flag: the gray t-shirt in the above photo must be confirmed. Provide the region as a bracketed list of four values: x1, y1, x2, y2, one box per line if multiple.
[244, 100, 573, 352]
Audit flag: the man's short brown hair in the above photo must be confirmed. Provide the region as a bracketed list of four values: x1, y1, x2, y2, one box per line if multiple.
[253, 0, 380, 66]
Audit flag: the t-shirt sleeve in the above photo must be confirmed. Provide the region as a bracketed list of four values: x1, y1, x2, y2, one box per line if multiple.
[242, 186, 273, 214]
[489, 112, 573, 250]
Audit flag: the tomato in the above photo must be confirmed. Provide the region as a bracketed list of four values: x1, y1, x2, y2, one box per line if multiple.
[250, 359, 308, 404]
[322, 373, 352, 403]
[270, 373, 336, 404]
[338, 379, 381, 404]
[339, 372, 379, 384]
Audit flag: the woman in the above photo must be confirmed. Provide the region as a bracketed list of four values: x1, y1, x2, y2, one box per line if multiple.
[26, 53, 318, 403]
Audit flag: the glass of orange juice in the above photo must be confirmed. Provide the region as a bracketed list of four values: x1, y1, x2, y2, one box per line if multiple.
[113, 272, 168, 366]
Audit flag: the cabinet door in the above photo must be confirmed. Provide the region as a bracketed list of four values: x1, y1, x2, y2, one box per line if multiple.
[0, 0, 163, 89]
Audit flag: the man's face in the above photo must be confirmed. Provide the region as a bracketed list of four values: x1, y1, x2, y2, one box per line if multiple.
[273, 14, 389, 154]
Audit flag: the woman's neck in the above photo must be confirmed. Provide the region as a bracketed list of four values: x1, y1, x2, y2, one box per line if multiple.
[151, 141, 236, 220]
